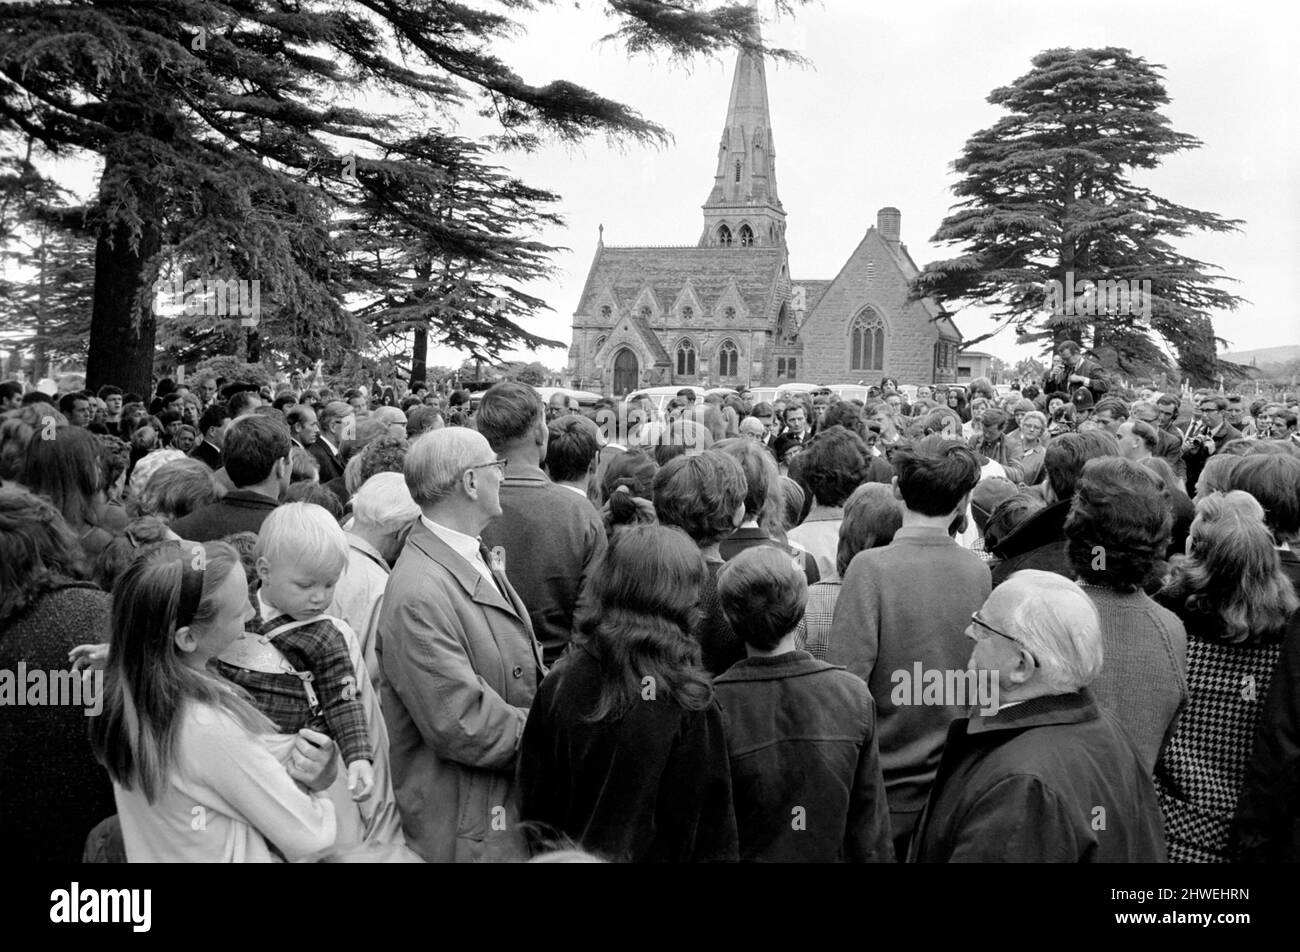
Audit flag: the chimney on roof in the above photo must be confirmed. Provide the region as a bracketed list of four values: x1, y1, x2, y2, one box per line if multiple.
[877, 207, 901, 243]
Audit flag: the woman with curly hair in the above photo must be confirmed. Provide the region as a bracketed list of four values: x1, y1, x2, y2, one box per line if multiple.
[517, 524, 737, 862]
[0, 487, 115, 862]
[1064, 457, 1187, 773]
[1154, 492, 1298, 862]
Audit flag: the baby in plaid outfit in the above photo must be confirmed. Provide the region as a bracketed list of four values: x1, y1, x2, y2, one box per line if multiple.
[216, 503, 375, 802]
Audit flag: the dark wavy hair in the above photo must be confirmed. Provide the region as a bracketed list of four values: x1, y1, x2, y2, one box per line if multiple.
[1159, 492, 1298, 644]
[799, 426, 871, 507]
[1065, 457, 1171, 591]
[572, 525, 711, 721]
[0, 486, 88, 624]
[652, 450, 746, 546]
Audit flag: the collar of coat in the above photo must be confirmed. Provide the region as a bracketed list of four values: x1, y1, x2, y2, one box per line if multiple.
[964, 688, 1099, 736]
[403, 518, 524, 621]
[713, 649, 842, 683]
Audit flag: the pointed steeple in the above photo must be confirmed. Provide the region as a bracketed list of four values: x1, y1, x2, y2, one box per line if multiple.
[699, 1, 786, 248]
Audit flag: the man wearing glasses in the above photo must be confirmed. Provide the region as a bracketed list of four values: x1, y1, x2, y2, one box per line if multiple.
[1182, 394, 1241, 492]
[910, 571, 1166, 862]
[379, 426, 544, 863]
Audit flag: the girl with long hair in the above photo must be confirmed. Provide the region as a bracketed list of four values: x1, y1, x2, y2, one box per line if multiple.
[18, 424, 116, 558]
[1155, 492, 1299, 862]
[944, 388, 969, 423]
[517, 525, 738, 861]
[89, 541, 340, 862]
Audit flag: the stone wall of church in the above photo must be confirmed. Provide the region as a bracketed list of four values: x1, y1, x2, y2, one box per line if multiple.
[798, 237, 950, 386]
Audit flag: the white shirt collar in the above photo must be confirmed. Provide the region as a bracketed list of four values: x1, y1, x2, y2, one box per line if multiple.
[420, 514, 494, 583]
[320, 435, 338, 455]
[559, 483, 588, 498]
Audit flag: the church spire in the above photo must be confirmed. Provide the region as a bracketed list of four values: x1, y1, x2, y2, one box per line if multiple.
[699, 1, 786, 248]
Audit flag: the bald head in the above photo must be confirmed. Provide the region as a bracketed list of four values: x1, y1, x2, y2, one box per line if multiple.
[740, 416, 767, 441]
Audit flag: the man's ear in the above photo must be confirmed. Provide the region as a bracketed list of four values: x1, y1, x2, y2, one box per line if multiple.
[255, 556, 272, 582]
[1007, 644, 1037, 686]
[891, 475, 903, 501]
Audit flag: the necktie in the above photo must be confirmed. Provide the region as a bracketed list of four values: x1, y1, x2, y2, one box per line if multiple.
[478, 544, 511, 604]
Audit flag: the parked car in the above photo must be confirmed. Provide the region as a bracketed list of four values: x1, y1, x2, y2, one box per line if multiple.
[625, 385, 706, 416]
[470, 386, 601, 412]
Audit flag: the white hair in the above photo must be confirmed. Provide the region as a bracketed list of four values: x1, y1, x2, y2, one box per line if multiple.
[255, 502, 349, 579]
[352, 472, 420, 533]
[128, 448, 187, 498]
[373, 406, 406, 427]
[405, 427, 491, 507]
[996, 570, 1102, 693]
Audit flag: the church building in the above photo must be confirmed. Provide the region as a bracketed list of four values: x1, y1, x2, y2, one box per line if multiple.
[567, 21, 963, 396]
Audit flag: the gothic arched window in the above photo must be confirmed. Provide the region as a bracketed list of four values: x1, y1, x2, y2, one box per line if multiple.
[739, 224, 754, 247]
[735, 159, 742, 183]
[593, 335, 607, 356]
[717, 224, 732, 247]
[776, 302, 796, 344]
[850, 308, 886, 372]
[676, 339, 696, 377]
[717, 340, 739, 378]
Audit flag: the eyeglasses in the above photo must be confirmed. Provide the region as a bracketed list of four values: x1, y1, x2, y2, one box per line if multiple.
[967, 612, 1038, 663]
[462, 458, 507, 478]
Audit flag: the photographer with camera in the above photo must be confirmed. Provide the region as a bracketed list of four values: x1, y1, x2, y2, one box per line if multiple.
[1181, 394, 1241, 493]
[1042, 340, 1109, 404]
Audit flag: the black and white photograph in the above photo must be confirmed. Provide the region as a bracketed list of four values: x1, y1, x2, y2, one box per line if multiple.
[0, 0, 1296, 917]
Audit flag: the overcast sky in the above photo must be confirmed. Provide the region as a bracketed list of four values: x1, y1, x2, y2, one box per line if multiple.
[10, 1, 1296, 374]
[454, 0, 1299, 371]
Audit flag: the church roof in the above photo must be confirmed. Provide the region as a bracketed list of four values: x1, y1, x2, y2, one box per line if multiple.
[576, 244, 785, 322]
[789, 279, 832, 314]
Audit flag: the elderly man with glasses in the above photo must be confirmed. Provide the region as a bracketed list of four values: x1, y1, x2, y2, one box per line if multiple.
[909, 571, 1167, 862]
[378, 426, 545, 863]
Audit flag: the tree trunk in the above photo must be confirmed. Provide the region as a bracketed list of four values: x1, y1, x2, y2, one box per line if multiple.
[85, 215, 160, 398]
[246, 325, 261, 363]
[411, 324, 428, 386]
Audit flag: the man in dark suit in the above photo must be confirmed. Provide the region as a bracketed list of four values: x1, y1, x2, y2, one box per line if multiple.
[308, 400, 352, 484]
[190, 404, 230, 471]
[286, 404, 320, 452]
[170, 415, 288, 541]
[1041, 339, 1109, 404]
[1181, 393, 1242, 492]
[773, 403, 812, 463]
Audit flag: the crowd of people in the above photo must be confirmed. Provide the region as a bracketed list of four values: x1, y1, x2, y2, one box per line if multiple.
[3, 339, 1300, 863]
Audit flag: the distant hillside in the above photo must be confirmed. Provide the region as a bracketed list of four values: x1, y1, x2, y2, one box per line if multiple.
[1220, 345, 1300, 367]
